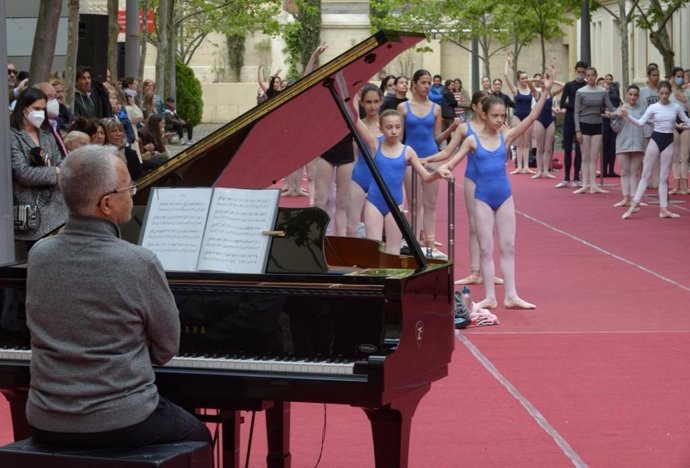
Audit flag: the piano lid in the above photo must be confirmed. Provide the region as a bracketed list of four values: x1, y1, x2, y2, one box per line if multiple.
[133, 30, 424, 202]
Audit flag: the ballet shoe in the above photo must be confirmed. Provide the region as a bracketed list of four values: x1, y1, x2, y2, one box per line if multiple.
[590, 186, 608, 194]
[544, 172, 557, 179]
[679, 189, 688, 195]
[638, 202, 648, 207]
[476, 298, 498, 309]
[494, 276, 504, 285]
[622, 204, 637, 219]
[504, 297, 536, 309]
[525, 168, 536, 174]
[509, 168, 521, 175]
[455, 273, 482, 285]
[531, 173, 542, 179]
[668, 188, 678, 195]
[659, 209, 680, 219]
[572, 186, 588, 194]
[613, 199, 628, 207]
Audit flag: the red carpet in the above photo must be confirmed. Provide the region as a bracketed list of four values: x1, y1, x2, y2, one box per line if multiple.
[3, 161, 690, 467]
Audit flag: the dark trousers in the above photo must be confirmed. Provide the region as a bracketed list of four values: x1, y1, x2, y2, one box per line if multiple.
[170, 121, 194, 141]
[30, 397, 212, 449]
[602, 117, 617, 175]
[561, 112, 582, 181]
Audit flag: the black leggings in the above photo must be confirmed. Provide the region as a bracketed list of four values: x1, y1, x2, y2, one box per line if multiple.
[562, 112, 582, 181]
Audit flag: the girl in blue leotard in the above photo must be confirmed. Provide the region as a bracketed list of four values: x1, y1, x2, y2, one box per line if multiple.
[504, 52, 539, 175]
[355, 110, 443, 255]
[347, 84, 383, 237]
[531, 67, 564, 179]
[438, 75, 554, 310]
[398, 69, 457, 259]
[424, 91, 503, 287]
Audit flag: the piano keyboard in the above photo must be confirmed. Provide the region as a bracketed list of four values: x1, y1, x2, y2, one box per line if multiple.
[165, 354, 355, 375]
[0, 347, 355, 376]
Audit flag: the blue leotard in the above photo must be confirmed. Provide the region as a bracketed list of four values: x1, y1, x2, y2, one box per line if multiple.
[366, 143, 407, 216]
[351, 135, 383, 192]
[464, 122, 477, 183]
[472, 132, 511, 211]
[404, 101, 438, 158]
[513, 89, 532, 121]
[536, 96, 554, 128]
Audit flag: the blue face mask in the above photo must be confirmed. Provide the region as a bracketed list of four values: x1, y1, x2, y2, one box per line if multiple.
[675, 77, 685, 86]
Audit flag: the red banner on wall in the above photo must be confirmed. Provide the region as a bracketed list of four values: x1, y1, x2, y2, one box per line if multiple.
[117, 9, 155, 33]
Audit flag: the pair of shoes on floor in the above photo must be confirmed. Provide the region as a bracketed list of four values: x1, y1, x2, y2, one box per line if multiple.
[425, 248, 448, 260]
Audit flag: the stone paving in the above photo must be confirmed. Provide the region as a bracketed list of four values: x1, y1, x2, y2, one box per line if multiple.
[167, 122, 225, 156]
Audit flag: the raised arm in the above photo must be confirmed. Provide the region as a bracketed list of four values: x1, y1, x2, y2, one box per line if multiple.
[408, 147, 442, 182]
[257, 65, 268, 93]
[505, 74, 553, 147]
[304, 42, 327, 76]
[504, 53, 517, 96]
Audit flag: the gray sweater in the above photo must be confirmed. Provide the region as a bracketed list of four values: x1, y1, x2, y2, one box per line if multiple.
[26, 216, 180, 433]
[10, 127, 68, 240]
[574, 85, 615, 132]
[611, 104, 645, 154]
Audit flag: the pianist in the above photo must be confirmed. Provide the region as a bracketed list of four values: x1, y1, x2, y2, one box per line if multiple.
[24, 145, 212, 448]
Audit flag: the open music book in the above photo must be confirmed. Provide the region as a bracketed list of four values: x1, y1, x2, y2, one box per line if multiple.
[139, 187, 281, 273]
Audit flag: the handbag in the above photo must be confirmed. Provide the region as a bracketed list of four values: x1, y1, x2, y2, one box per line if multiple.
[13, 204, 38, 231]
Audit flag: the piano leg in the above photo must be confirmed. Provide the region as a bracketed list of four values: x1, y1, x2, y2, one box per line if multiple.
[221, 410, 241, 468]
[363, 386, 429, 468]
[0, 388, 31, 440]
[265, 401, 291, 468]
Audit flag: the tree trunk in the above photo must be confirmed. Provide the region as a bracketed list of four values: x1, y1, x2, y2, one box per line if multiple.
[28, 1, 62, 85]
[165, 1, 176, 100]
[648, 27, 675, 76]
[64, 0, 80, 108]
[124, 0, 140, 78]
[618, 0, 629, 89]
[138, 0, 150, 84]
[107, 0, 119, 82]
[155, 0, 171, 95]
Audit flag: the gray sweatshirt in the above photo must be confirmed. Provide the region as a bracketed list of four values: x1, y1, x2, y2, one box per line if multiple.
[611, 104, 645, 154]
[26, 216, 180, 433]
[574, 85, 614, 131]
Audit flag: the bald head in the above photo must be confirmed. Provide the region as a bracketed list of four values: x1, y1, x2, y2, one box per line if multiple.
[34, 82, 56, 100]
[60, 145, 121, 216]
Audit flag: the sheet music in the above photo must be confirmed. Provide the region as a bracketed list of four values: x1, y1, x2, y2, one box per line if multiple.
[140, 188, 213, 271]
[196, 188, 280, 274]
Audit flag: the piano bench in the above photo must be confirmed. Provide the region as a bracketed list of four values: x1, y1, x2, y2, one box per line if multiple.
[0, 438, 212, 468]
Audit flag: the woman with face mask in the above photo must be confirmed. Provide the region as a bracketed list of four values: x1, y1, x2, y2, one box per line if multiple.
[9, 87, 67, 249]
[669, 66, 690, 194]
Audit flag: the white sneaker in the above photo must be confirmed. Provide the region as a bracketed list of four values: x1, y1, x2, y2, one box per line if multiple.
[187, 139, 196, 145]
[555, 180, 569, 188]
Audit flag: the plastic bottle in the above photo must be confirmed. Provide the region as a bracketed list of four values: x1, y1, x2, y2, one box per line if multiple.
[461, 286, 471, 317]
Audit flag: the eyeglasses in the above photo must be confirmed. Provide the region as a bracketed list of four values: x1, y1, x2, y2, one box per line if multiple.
[7, 69, 17, 75]
[96, 183, 137, 206]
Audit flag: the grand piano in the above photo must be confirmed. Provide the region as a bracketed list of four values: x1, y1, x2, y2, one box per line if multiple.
[0, 31, 454, 468]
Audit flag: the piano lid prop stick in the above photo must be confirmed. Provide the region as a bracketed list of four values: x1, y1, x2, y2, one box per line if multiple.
[262, 230, 286, 237]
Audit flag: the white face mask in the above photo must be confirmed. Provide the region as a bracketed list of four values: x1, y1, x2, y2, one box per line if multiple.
[25, 110, 45, 129]
[46, 98, 59, 118]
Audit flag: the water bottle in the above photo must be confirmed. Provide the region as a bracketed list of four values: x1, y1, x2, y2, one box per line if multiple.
[461, 286, 471, 317]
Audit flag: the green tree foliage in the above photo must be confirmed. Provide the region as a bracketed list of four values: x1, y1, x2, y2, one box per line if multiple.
[226, 33, 246, 82]
[283, 0, 321, 79]
[370, 0, 577, 76]
[146, 0, 282, 65]
[175, 59, 203, 126]
[631, 0, 689, 74]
